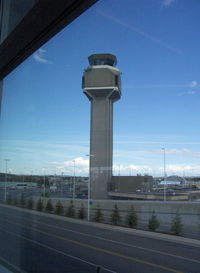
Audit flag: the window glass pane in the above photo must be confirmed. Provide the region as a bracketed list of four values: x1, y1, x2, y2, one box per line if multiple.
[0, 0, 38, 43]
[1, 0, 200, 272]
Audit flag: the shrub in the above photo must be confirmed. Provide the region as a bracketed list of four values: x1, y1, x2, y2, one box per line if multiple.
[41, 192, 49, 198]
[93, 204, 104, 223]
[20, 193, 26, 207]
[148, 211, 160, 231]
[36, 198, 43, 211]
[55, 200, 63, 215]
[27, 197, 34, 209]
[78, 204, 85, 219]
[126, 205, 138, 228]
[45, 199, 53, 213]
[110, 204, 121, 225]
[6, 194, 12, 205]
[171, 212, 183, 235]
[66, 200, 75, 217]
[13, 197, 18, 206]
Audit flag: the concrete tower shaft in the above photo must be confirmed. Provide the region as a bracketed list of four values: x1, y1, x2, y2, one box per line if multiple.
[83, 54, 121, 200]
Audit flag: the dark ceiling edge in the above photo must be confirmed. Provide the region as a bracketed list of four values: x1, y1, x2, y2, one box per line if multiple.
[0, 0, 99, 80]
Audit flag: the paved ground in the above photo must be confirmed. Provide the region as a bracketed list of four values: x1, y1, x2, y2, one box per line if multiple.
[0, 204, 200, 273]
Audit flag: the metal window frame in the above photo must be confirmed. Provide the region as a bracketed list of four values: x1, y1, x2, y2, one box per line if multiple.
[0, 0, 98, 80]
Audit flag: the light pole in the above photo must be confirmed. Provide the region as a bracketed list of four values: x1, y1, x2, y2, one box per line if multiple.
[86, 154, 94, 221]
[118, 164, 121, 176]
[4, 159, 10, 203]
[87, 176, 90, 221]
[162, 148, 167, 201]
[118, 164, 121, 191]
[129, 167, 132, 176]
[43, 168, 46, 197]
[72, 160, 76, 199]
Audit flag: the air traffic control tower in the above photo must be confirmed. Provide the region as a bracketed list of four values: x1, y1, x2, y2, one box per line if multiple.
[82, 53, 121, 199]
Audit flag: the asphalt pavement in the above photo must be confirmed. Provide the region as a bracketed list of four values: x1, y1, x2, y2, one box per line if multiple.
[0, 204, 200, 273]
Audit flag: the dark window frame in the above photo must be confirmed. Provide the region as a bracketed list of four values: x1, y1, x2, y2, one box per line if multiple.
[0, 0, 98, 80]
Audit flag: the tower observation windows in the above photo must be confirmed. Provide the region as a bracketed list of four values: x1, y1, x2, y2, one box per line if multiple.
[115, 75, 118, 86]
[88, 54, 117, 67]
[90, 58, 114, 66]
[82, 76, 85, 88]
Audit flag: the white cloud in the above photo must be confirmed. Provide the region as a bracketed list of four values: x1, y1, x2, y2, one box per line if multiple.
[177, 80, 199, 96]
[113, 164, 153, 175]
[165, 148, 191, 155]
[33, 48, 52, 64]
[49, 157, 90, 175]
[115, 140, 200, 145]
[150, 148, 200, 158]
[50, 158, 155, 176]
[113, 163, 200, 176]
[178, 90, 196, 96]
[96, 9, 180, 53]
[124, 81, 199, 90]
[1, 139, 89, 158]
[164, 164, 200, 174]
[124, 84, 186, 89]
[63, 157, 89, 167]
[114, 148, 200, 158]
[189, 80, 198, 88]
[187, 90, 196, 95]
[2, 139, 200, 176]
[162, 0, 175, 7]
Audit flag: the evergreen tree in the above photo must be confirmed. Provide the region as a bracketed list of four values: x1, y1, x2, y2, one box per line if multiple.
[20, 193, 26, 207]
[110, 204, 121, 225]
[36, 198, 43, 211]
[126, 205, 138, 228]
[148, 211, 160, 231]
[93, 204, 104, 223]
[171, 212, 183, 235]
[55, 200, 63, 215]
[6, 194, 12, 205]
[45, 199, 53, 213]
[13, 197, 18, 206]
[41, 192, 49, 198]
[66, 200, 75, 217]
[27, 197, 34, 209]
[78, 204, 85, 219]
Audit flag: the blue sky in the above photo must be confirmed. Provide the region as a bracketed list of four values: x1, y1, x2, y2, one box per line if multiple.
[1, 0, 200, 177]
